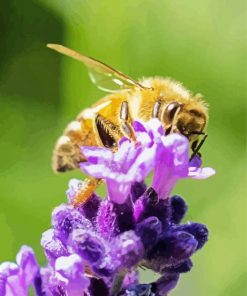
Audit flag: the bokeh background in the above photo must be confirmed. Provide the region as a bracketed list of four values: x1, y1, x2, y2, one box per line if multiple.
[0, 0, 246, 295]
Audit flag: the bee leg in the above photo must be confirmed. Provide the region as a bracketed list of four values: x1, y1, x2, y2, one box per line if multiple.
[72, 178, 102, 207]
[190, 134, 208, 161]
[170, 106, 182, 134]
[152, 100, 162, 118]
[120, 101, 136, 141]
[95, 114, 122, 148]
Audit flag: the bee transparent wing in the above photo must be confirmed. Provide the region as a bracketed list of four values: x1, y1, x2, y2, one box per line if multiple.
[88, 69, 135, 93]
[47, 44, 147, 93]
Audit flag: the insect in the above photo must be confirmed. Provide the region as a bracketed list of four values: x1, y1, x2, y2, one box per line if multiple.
[47, 44, 208, 205]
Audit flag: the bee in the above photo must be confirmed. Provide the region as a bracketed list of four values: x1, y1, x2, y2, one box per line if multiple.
[47, 44, 208, 205]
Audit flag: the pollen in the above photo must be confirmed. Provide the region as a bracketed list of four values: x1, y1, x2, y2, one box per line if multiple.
[73, 178, 101, 207]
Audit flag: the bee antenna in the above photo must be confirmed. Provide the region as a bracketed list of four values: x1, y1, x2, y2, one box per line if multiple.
[190, 134, 208, 161]
[189, 131, 205, 135]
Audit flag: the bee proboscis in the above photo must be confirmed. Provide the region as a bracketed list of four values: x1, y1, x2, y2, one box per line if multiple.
[47, 44, 208, 206]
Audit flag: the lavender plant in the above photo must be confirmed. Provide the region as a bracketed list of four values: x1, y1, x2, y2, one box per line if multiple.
[0, 119, 215, 296]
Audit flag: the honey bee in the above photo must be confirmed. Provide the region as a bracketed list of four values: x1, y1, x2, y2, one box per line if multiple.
[47, 44, 208, 205]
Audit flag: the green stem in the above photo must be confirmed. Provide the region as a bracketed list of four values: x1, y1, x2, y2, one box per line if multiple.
[110, 269, 127, 296]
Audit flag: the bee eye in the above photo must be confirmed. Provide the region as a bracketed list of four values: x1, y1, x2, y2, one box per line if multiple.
[166, 102, 181, 120]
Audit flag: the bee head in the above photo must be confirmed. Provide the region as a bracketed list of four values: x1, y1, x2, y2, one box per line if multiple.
[162, 100, 208, 141]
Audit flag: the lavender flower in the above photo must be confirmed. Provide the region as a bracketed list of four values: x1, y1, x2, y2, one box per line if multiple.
[80, 119, 215, 202]
[35, 255, 90, 296]
[134, 120, 215, 199]
[80, 137, 156, 204]
[53, 254, 90, 294]
[0, 119, 215, 295]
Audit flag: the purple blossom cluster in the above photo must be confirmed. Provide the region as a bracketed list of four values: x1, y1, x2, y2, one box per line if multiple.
[0, 119, 215, 296]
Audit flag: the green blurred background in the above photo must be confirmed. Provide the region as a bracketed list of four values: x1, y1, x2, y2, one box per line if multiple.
[0, 0, 246, 295]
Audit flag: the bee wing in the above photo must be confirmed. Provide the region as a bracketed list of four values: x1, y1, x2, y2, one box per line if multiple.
[47, 44, 147, 93]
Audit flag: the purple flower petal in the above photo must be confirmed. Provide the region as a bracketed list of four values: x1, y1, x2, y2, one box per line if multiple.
[170, 195, 188, 224]
[0, 263, 20, 296]
[0, 246, 39, 296]
[80, 163, 111, 179]
[82, 146, 113, 164]
[174, 222, 209, 250]
[156, 273, 180, 296]
[106, 179, 133, 204]
[133, 120, 148, 133]
[152, 132, 215, 199]
[136, 216, 162, 250]
[52, 203, 92, 240]
[148, 230, 198, 270]
[35, 267, 58, 296]
[111, 230, 144, 269]
[152, 134, 189, 199]
[16, 246, 39, 287]
[133, 118, 163, 146]
[71, 229, 106, 264]
[162, 259, 193, 273]
[189, 154, 202, 168]
[91, 254, 116, 277]
[41, 229, 69, 264]
[188, 166, 216, 179]
[55, 254, 90, 295]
